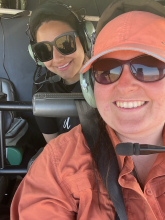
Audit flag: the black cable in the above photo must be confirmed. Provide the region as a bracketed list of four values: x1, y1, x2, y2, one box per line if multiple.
[0, 17, 11, 81]
[0, 17, 15, 96]
[0, 11, 30, 96]
[33, 65, 43, 85]
[34, 68, 49, 93]
[75, 7, 86, 20]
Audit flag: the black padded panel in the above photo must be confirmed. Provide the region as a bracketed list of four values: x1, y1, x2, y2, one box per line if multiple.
[0, 15, 46, 148]
[0, 16, 36, 102]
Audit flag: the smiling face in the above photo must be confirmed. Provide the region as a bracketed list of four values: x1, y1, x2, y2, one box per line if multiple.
[94, 50, 165, 142]
[36, 20, 85, 85]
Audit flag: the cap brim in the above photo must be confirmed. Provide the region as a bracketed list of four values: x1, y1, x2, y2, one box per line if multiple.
[81, 43, 165, 73]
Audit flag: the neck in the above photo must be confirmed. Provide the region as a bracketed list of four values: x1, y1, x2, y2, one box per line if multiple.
[116, 124, 164, 147]
[63, 78, 79, 85]
[63, 72, 80, 85]
[132, 153, 158, 187]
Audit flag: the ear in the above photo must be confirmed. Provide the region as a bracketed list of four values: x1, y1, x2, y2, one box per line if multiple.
[28, 44, 45, 67]
[80, 70, 96, 108]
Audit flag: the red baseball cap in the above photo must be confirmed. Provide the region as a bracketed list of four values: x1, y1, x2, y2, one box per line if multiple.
[81, 11, 165, 73]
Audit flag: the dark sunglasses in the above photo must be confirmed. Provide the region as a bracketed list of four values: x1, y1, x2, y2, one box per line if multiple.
[92, 55, 165, 84]
[32, 31, 78, 62]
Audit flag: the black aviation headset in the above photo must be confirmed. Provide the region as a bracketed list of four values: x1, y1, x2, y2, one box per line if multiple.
[26, 0, 95, 68]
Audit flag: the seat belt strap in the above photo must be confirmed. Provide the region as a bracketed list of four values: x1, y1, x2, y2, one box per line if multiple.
[75, 100, 127, 220]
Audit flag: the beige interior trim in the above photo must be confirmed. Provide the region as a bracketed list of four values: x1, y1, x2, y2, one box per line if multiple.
[0, 8, 100, 21]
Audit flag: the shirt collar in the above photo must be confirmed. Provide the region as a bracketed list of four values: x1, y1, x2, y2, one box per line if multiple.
[106, 124, 165, 171]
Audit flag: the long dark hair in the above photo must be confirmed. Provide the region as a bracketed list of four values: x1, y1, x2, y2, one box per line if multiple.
[91, 110, 114, 190]
[30, 13, 79, 42]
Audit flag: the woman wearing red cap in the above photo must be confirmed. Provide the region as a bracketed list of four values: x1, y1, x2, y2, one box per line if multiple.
[11, 0, 165, 219]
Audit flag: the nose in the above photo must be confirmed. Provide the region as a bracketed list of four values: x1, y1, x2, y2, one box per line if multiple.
[52, 46, 65, 62]
[116, 64, 140, 94]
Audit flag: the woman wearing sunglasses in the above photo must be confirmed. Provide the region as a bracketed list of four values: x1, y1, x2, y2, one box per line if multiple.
[29, 1, 93, 143]
[11, 0, 165, 219]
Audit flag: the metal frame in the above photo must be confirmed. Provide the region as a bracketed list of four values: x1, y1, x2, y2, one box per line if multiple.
[0, 101, 32, 175]
[0, 93, 84, 175]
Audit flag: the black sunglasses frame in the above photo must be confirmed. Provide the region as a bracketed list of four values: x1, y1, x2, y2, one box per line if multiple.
[32, 31, 78, 62]
[92, 55, 165, 85]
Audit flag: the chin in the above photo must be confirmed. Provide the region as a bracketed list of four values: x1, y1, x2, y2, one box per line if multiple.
[109, 118, 146, 133]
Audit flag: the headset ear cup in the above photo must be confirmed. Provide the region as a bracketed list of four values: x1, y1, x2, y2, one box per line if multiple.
[28, 44, 45, 67]
[80, 71, 96, 108]
[84, 21, 95, 52]
[78, 27, 88, 53]
[78, 21, 95, 54]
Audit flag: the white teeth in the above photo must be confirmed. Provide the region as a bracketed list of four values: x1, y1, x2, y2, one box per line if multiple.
[58, 62, 70, 69]
[116, 101, 145, 108]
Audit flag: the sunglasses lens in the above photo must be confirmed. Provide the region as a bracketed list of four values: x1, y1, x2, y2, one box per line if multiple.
[130, 56, 165, 82]
[93, 56, 165, 85]
[93, 59, 122, 84]
[33, 42, 52, 62]
[56, 35, 76, 55]
[33, 33, 76, 62]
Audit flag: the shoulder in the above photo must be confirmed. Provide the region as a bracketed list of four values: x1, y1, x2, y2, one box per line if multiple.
[26, 125, 95, 194]
[26, 125, 94, 198]
[47, 124, 90, 164]
[42, 125, 92, 179]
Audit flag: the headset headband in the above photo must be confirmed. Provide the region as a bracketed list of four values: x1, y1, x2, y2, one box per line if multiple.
[27, 1, 85, 43]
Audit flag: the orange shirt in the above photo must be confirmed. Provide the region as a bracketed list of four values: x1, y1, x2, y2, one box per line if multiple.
[11, 125, 165, 220]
